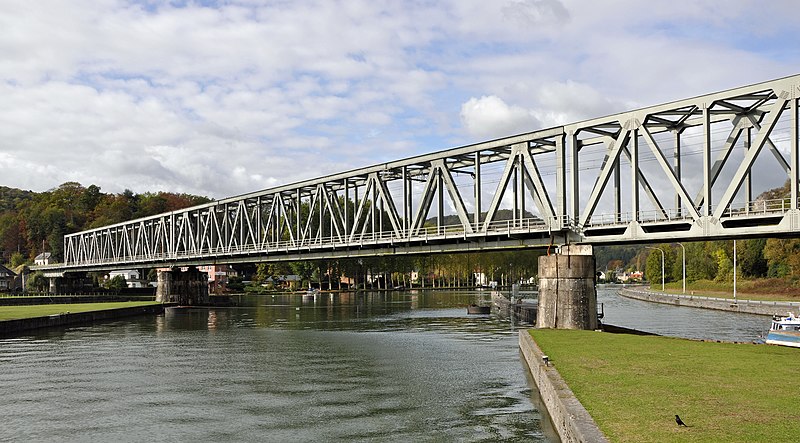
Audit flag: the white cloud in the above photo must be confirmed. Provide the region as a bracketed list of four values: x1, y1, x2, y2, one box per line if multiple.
[0, 0, 797, 201]
[460, 95, 540, 139]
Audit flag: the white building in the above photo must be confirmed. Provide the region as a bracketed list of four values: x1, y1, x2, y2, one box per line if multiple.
[108, 270, 143, 288]
[34, 252, 52, 266]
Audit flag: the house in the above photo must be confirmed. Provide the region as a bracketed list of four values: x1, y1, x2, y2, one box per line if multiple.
[197, 264, 237, 293]
[0, 265, 16, 291]
[34, 252, 52, 266]
[108, 269, 145, 288]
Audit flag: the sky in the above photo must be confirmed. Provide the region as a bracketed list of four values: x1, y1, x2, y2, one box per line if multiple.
[1, 0, 799, 200]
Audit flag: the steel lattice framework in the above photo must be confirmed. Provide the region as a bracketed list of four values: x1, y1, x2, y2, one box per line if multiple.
[52, 74, 800, 272]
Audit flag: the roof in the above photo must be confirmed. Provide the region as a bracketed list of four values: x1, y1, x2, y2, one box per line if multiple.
[0, 264, 17, 278]
[35, 252, 52, 260]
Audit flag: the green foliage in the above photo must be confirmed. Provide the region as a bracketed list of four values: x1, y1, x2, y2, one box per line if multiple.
[9, 252, 27, 268]
[105, 275, 128, 293]
[738, 238, 768, 277]
[644, 246, 672, 285]
[26, 271, 47, 292]
[0, 182, 211, 263]
[714, 247, 733, 282]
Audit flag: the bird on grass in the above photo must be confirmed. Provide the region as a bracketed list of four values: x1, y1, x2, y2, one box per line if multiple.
[675, 415, 688, 427]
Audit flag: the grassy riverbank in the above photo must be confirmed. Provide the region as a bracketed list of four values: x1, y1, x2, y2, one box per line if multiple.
[0, 302, 163, 321]
[657, 278, 800, 302]
[530, 329, 800, 443]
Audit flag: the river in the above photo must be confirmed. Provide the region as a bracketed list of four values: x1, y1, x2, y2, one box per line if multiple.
[0, 287, 774, 442]
[0, 291, 557, 443]
[597, 285, 771, 342]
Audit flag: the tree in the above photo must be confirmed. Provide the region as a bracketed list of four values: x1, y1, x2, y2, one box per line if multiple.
[738, 238, 767, 278]
[9, 251, 26, 268]
[106, 275, 128, 293]
[26, 271, 47, 292]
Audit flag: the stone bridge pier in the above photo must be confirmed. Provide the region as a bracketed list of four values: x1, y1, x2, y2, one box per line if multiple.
[536, 244, 598, 330]
[156, 267, 209, 305]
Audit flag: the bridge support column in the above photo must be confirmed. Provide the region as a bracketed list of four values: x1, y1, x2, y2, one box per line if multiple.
[48, 277, 58, 294]
[536, 244, 598, 330]
[156, 267, 209, 305]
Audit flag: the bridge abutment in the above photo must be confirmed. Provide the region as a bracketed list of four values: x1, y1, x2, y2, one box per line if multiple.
[156, 267, 209, 305]
[536, 244, 598, 330]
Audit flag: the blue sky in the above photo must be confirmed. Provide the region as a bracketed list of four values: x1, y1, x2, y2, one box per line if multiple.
[0, 0, 798, 198]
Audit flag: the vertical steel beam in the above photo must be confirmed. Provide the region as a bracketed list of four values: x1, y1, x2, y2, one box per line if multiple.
[517, 153, 525, 223]
[792, 96, 799, 210]
[344, 178, 349, 235]
[673, 129, 682, 216]
[613, 157, 621, 222]
[569, 131, 579, 224]
[474, 152, 481, 227]
[513, 159, 519, 226]
[702, 105, 712, 217]
[437, 169, 444, 231]
[745, 127, 752, 213]
[296, 189, 301, 244]
[401, 166, 408, 231]
[554, 134, 566, 227]
[371, 179, 377, 237]
[631, 129, 639, 221]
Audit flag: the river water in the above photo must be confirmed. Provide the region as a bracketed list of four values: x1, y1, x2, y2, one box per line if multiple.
[0, 291, 557, 443]
[0, 287, 774, 442]
[597, 285, 771, 342]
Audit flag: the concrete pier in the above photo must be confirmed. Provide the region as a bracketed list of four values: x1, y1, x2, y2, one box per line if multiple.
[156, 267, 209, 305]
[537, 245, 597, 330]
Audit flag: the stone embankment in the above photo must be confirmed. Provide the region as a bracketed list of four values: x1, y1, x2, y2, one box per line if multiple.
[519, 331, 609, 443]
[618, 287, 800, 316]
[0, 304, 170, 336]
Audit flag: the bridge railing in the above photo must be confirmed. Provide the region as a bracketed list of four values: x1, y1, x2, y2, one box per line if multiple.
[61, 215, 569, 268]
[719, 198, 797, 218]
[584, 208, 695, 228]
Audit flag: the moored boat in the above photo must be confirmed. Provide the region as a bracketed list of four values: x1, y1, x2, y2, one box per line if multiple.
[467, 304, 491, 315]
[766, 313, 800, 348]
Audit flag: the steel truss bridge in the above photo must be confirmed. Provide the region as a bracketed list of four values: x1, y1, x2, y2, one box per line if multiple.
[46, 74, 800, 272]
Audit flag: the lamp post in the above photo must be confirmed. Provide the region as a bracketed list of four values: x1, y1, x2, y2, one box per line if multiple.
[645, 246, 665, 292]
[733, 240, 737, 304]
[676, 243, 686, 294]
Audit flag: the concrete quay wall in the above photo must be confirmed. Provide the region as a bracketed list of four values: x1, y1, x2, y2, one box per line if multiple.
[618, 287, 800, 317]
[0, 304, 169, 337]
[519, 330, 609, 443]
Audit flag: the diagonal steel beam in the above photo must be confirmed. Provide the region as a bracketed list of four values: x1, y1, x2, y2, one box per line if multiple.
[693, 116, 747, 207]
[579, 126, 631, 227]
[518, 144, 556, 222]
[482, 152, 518, 231]
[640, 127, 701, 220]
[745, 114, 791, 174]
[433, 160, 475, 234]
[714, 97, 789, 219]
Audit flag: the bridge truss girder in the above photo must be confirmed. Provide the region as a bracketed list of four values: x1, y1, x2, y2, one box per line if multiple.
[55, 74, 800, 271]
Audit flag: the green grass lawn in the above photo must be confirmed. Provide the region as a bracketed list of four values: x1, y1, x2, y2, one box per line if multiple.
[530, 329, 800, 443]
[0, 302, 163, 321]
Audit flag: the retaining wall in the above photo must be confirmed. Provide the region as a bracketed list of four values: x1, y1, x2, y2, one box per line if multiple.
[519, 330, 609, 443]
[619, 288, 800, 317]
[0, 304, 169, 336]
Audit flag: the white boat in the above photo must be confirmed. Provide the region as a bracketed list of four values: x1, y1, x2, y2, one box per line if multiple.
[766, 313, 800, 348]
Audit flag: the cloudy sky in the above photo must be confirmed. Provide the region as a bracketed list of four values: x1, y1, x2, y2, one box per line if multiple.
[1, 0, 798, 199]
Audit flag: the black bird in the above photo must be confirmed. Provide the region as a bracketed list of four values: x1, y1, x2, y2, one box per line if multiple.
[675, 415, 688, 427]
